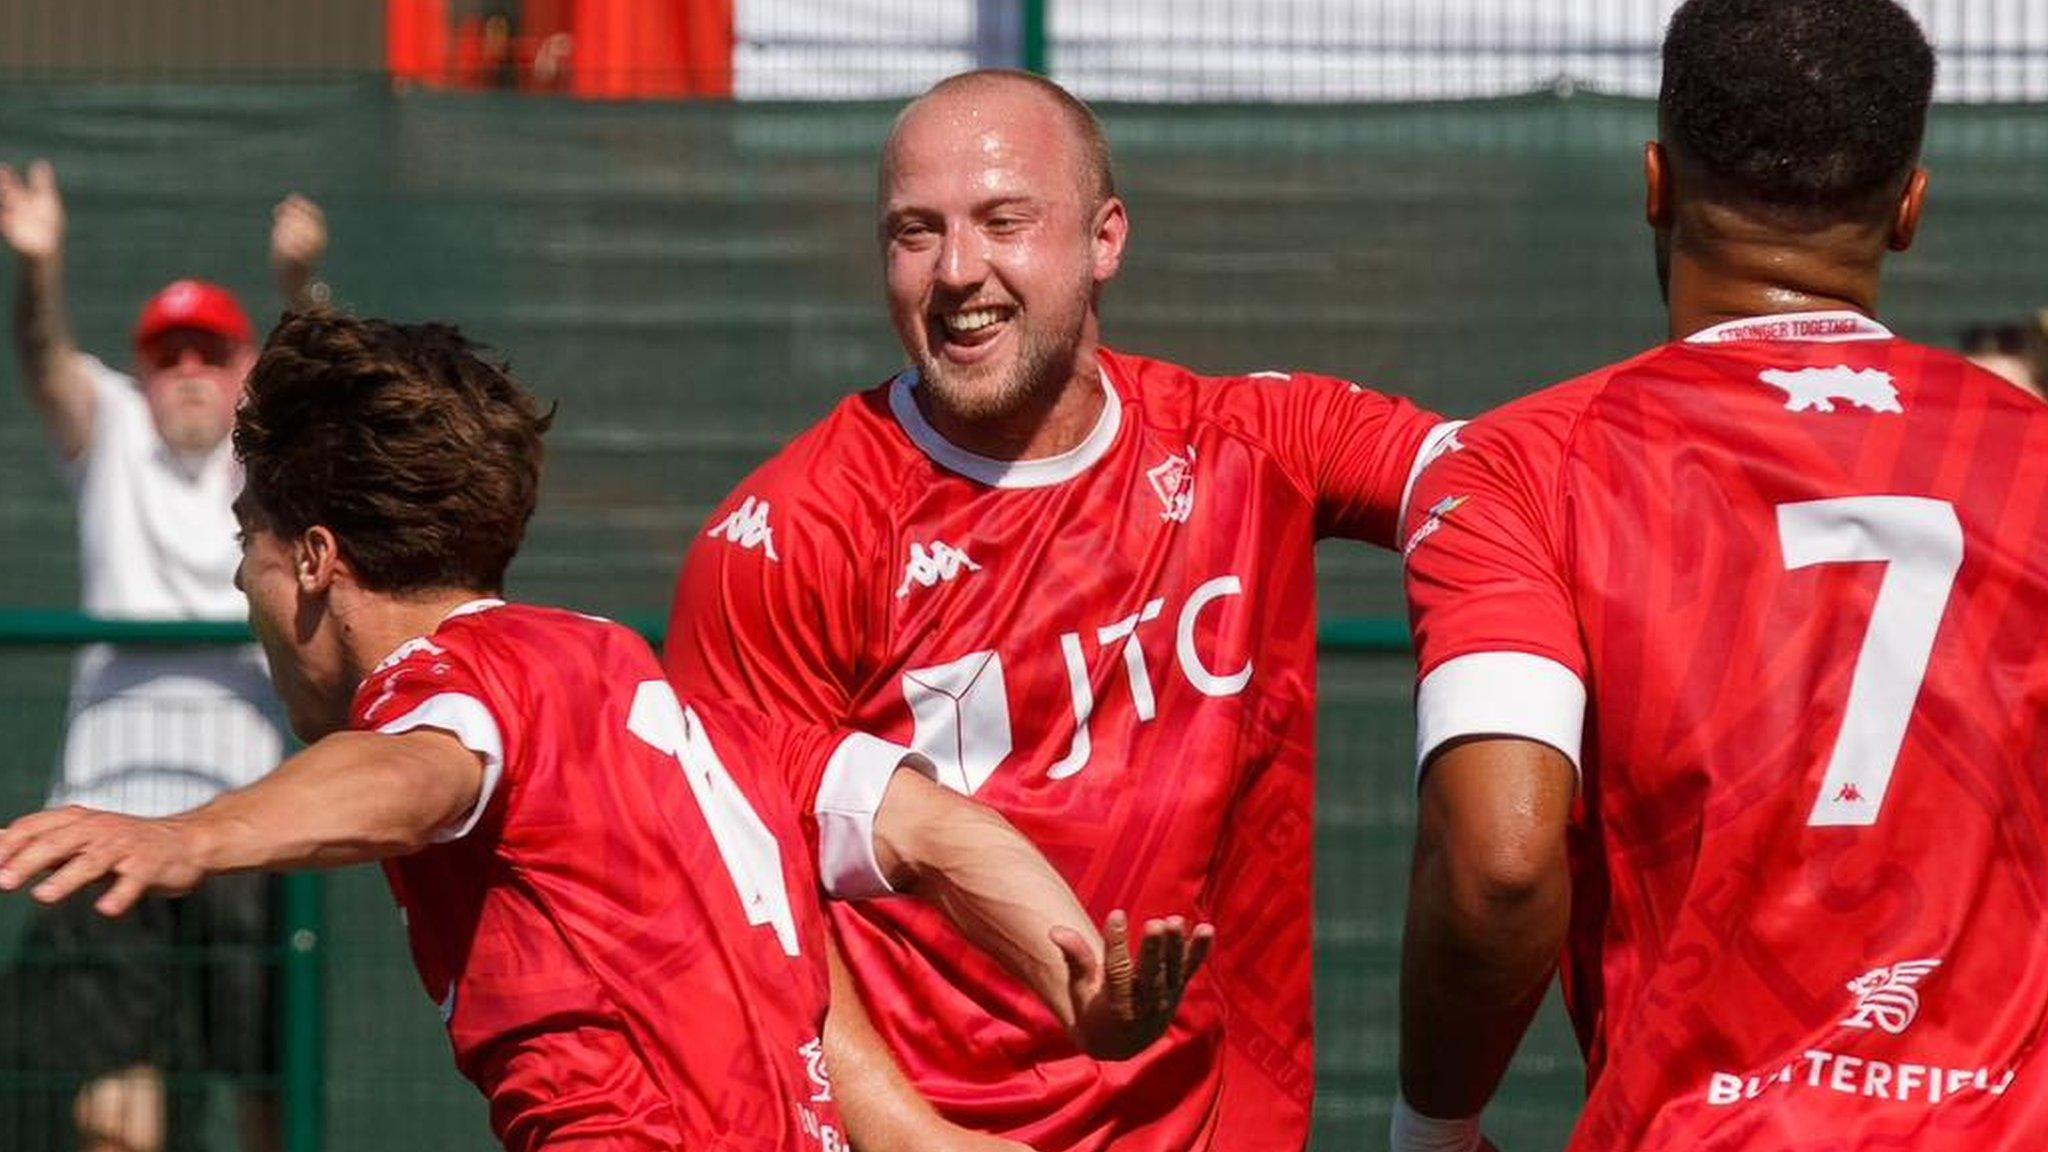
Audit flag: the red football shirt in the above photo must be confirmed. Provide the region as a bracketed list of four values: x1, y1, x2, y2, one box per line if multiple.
[351, 600, 916, 1152]
[666, 348, 1448, 1150]
[1402, 312, 2048, 1149]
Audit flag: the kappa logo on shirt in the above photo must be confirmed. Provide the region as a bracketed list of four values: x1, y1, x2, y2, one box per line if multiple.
[1760, 366, 1903, 414]
[896, 540, 981, 598]
[706, 496, 781, 561]
[1842, 958, 1942, 1036]
[1148, 448, 1196, 523]
[371, 637, 444, 676]
[1403, 495, 1468, 558]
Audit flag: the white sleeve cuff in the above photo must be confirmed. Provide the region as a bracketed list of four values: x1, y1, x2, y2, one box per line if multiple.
[376, 692, 506, 842]
[1399, 419, 1467, 530]
[1416, 651, 1586, 776]
[815, 733, 936, 900]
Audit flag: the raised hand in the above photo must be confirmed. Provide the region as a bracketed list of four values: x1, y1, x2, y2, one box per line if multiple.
[0, 806, 207, 917]
[0, 160, 66, 264]
[1053, 909, 1214, 1061]
[271, 193, 329, 304]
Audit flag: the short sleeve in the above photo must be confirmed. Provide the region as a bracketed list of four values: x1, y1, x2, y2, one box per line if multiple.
[1401, 395, 1589, 775]
[663, 466, 873, 727]
[1216, 372, 1452, 548]
[64, 356, 147, 485]
[352, 639, 507, 842]
[684, 696, 936, 901]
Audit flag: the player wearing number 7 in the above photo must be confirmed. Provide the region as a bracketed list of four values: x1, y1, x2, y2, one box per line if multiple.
[0, 312, 1211, 1152]
[1395, 1, 2048, 1150]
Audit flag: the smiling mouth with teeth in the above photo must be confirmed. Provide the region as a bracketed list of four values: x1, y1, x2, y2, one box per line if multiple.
[943, 307, 1011, 337]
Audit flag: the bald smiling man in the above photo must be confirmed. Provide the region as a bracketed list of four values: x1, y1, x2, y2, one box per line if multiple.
[666, 71, 1456, 1151]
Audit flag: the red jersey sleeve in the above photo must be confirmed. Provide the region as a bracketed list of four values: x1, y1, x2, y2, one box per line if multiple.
[1401, 384, 1593, 773]
[664, 459, 875, 727]
[351, 636, 511, 842]
[1213, 371, 1454, 548]
[683, 694, 934, 901]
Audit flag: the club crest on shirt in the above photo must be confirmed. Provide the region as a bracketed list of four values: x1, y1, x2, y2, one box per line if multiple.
[1148, 447, 1196, 523]
[1841, 958, 1942, 1036]
[1759, 366, 1903, 414]
[798, 1037, 833, 1103]
[1403, 495, 1468, 558]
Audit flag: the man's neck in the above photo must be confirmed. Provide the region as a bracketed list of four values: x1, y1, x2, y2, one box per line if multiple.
[920, 338, 1108, 462]
[1663, 209, 1886, 342]
[336, 588, 499, 688]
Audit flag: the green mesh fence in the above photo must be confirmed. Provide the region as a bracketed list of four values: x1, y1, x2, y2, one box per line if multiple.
[1, 86, 2045, 1151]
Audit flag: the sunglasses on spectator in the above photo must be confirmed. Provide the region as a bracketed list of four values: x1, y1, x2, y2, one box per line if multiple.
[141, 329, 237, 372]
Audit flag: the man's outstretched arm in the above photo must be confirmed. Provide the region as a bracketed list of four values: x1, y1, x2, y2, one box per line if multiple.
[0, 728, 484, 916]
[872, 767, 1212, 1063]
[1, 160, 96, 460]
[1396, 736, 1576, 1151]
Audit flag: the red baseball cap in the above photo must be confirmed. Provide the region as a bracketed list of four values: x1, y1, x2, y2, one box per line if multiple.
[133, 279, 253, 352]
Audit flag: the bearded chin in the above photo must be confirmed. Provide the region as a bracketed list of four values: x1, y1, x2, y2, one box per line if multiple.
[919, 312, 1084, 425]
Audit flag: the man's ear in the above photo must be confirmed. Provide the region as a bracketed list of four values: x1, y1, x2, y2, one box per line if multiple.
[1092, 195, 1129, 285]
[294, 526, 345, 595]
[1888, 167, 1929, 253]
[1643, 141, 1674, 231]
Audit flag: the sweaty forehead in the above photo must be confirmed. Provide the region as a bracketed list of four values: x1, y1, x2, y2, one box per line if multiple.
[883, 85, 1084, 203]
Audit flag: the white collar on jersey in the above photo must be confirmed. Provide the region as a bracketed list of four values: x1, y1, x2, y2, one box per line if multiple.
[1683, 310, 1895, 345]
[888, 361, 1124, 489]
[365, 598, 507, 676]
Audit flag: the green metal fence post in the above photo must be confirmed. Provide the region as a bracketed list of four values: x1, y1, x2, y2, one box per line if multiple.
[280, 872, 326, 1152]
[1021, 0, 1049, 74]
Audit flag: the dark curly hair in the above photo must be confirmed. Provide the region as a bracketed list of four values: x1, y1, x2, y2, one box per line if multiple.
[1660, 0, 1935, 210]
[234, 311, 554, 594]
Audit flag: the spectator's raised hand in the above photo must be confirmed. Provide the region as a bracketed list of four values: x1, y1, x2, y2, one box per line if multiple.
[1054, 910, 1215, 1061]
[0, 160, 66, 265]
[271, 193, 329, 306]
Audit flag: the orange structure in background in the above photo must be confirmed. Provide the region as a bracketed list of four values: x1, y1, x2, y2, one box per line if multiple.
[387, 0, 735, 98]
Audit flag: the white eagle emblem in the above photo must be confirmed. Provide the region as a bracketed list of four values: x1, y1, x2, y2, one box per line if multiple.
[1759, 366, 1903, 414]
[1841, 958, 1942, 1035]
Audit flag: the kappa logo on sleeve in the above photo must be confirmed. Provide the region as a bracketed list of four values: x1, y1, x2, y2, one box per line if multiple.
[1759, 366, 1903, 414]
[705, 496, 781, 561]
[1403, 495, 1468, 557]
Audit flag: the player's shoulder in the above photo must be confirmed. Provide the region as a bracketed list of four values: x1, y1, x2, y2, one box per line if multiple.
[704, 378, 920, 544]
[1106, 346, 1429, 439]
[1108, 346, 1387, 404]
[75, 354, 148, 440]
[437, 601, 650, 665]
[1459, 346, 1669, 457]
[1406, 351, 1662, 535]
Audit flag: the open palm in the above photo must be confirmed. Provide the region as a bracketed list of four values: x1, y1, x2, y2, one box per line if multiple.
[1055, 910, 1215, 1061]
[0, 160, 64, 262]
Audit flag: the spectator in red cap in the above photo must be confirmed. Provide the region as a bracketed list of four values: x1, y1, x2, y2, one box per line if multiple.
[0, 160, 327, 1152]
